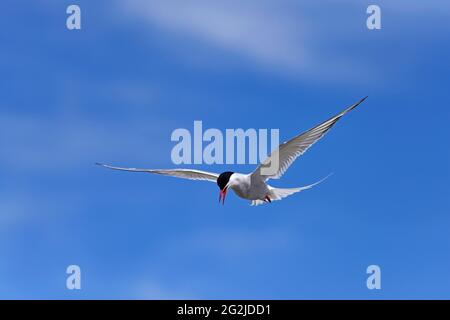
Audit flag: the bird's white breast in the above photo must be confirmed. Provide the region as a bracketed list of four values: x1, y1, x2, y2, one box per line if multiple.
[229, 173, 269, 200]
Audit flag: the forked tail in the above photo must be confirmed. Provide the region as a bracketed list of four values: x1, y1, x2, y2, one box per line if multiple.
[251, 173, 333, 206]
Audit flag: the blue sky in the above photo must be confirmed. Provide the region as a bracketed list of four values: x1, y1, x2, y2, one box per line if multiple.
[1, 0, 449, 299]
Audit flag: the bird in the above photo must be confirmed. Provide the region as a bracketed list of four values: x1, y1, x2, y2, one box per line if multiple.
[97, 97, 367, 206]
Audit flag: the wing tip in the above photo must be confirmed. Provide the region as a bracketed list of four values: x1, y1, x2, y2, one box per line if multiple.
[359, 95, 369, 105]
[348, 96, 368, 112]
[95, 163, 117, 170]
[95, 162, 108, 168]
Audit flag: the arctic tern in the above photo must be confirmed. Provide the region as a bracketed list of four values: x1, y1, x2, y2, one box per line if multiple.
[97, 97, 367, 206]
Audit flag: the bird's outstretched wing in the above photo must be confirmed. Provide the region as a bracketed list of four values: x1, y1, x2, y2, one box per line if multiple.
[252, 97, 367, 181]
[96, 163, 219, 182]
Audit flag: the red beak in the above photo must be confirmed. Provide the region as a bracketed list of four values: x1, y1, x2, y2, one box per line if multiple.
[219, 187, 228, 205]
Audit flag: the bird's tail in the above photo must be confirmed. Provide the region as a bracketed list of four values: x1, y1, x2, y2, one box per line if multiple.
[251, 173, 333, 206]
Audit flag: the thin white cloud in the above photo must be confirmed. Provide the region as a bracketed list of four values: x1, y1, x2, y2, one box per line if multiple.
[116, 0, 381, 83]
[124, 227, 296, 298]
[0, 195, 33, 231]
[130, 279, 198, 299]
[121, 0, 309, 73]
[190, 227, 293, 257]
[153, 227, 296, 261]
[116, 0, 448, 84]
[0, 112, 169, 173]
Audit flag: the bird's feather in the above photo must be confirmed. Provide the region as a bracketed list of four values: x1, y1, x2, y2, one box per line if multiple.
[96, 163, 219, 182]
[252, 97, 367, 181]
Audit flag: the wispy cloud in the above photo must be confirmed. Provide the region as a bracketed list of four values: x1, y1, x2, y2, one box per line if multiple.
[130, 278, 198, 299]
[124, 227, 296, 299]
[0, 111, 169, 173]
[117, 0, 378, 83]
[188, 227, 294, 258]
[121, 0, 309, 72]
[116, 0, 450, 84]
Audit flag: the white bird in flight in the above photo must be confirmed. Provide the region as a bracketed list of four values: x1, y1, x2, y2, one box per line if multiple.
[97, 97, 367, 206]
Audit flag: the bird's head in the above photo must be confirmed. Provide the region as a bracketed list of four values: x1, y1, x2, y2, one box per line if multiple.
[217, 171, 234, 205]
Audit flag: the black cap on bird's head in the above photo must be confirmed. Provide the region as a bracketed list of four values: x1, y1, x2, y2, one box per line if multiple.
[217, 171, 234, 205]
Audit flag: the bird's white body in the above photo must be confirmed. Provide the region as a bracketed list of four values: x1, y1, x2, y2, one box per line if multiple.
[228, 173, 268, 200]
[97, 97, 367, 206]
